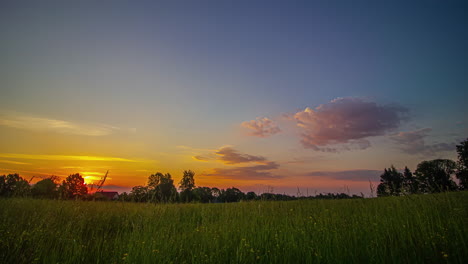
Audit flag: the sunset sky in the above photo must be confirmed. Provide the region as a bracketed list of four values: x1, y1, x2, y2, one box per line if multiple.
[1, 0, 467, 195]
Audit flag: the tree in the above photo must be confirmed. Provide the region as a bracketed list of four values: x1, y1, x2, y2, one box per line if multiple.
[129, 186, 148, 202]
[377, 166, 404, 196]
[0, 174, 30, 197]
[402, 167, 418, 194]
[32, 177, 58, 199]
[192, 187, 214, 203]
[456, 138, 468, 189]
[147, 172, 164, 188]
[415, 159, 457, 193]
[211, 187, 221, 203]
[179, 170, 196, 202]
[118, 192, 130, 202]
[179, 170, 195, 191]
[219, 187, 245, 203]
[147, 172, 177, 203]
[245, 191, 258, 201]
[59, 173, 88, 199]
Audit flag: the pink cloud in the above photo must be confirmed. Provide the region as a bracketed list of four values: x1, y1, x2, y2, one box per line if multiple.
[203, 162, 282, 180]
[216, 147, 266, 164]
[193, 146, 267, 164]
[195, 147, 281, 180]
[294, 97, 408, 151]
[241, 117, 281, 137]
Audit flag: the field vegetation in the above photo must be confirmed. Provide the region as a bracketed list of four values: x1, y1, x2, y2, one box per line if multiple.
[1, 192, 467, 263]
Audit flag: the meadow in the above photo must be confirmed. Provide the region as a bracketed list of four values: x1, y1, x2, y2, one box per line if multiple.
[0, 192, 467, 264]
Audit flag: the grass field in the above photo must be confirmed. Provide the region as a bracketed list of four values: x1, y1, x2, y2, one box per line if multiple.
[0, 192, 467, 264]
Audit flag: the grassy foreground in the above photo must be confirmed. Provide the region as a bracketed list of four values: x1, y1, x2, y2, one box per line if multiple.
[0, 192, 467, 264]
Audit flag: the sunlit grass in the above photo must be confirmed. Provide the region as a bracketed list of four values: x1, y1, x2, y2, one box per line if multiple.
[0, 192, 467, 263]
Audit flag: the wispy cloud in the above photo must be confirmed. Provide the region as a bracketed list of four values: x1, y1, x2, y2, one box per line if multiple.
[0, 168, 66, 177]
[241, 117, 281, 137]
[216, 147, 266, 164]
[0, 112, 119, 136]
[203, 162, 282, 180]
[195, 146, 282, 180]
[389, 128, 455, 156]
[294, 97, 408, 152]
[0, 160, 31, 165]
[193, 146, 266, 164]
[0, 153, 141, 162]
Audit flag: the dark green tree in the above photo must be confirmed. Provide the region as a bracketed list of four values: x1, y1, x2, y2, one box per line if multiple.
[377, 166, 404, 196]
[179, 170, 195, 190]
[179, 170, 196, 202]
[129, 186, 148, 202]
[415, 159, 457, 193]
[193, 187, 214, 203]
[32, 177, 58, 199]
[219, 187, 245, 202]
[245, 191, 258, 201]
[456, 138, 468, 189]
[147, 172, 164, 188]
[402, 167, 418, 194]
[118, 192, 131, 202]
[59, 173, 88, 199]
[0, 174, 30, 197]
[147, 172, 177, 203]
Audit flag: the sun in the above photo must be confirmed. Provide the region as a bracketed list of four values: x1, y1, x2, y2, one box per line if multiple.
[81, 172, 104, 185]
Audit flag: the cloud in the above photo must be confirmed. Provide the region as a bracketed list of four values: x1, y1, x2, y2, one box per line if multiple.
[389, 128, 455, 155]
[192, 155, 213, 162]
[0, 153, 141, 162]
[0, 112, 119, 136]
[241, 117, 281, 137]
[216, 147, 266, 164]
[195, 146, 281, 180]
[202, 162, 282, 180]
[294, 97, 408, 151]
[192, 146, 267, 164]
[307, 169, 382, 182]
[0, 160, 31, 165]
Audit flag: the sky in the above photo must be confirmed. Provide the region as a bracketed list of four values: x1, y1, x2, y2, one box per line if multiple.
[1, 0, 467, 195]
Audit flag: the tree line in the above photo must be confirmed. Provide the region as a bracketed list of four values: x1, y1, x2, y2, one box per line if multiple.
[1, 139, 466, 202]
[377, 138, 467, 196]
[0, 169, 362, 202]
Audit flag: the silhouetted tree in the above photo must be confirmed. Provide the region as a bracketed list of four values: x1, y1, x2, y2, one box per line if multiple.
[0, 174, 30, 197]
[456, 138, 468, 189]
[415, 159, 457, 193]
[402, 167, 418, 194]
[260, 193, 276, 201]
[193, 187, 214, 203]
[32, 177, 58, 199]
[59, 173, 88, 199]
[179, 170, 196, 202]
[219, 187, 245, 202]
[147, 172, 164, 188]
[179, 170, 195, 190]
[147, 172, 177, 203]
[377, 166, 404, 196]
[245, 191, 258, 201]
[118, 192, 130, 202]
[129, 186, 148, 202]
[210, 187, 221, 202]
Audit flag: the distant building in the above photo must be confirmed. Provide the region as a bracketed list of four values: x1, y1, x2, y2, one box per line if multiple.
[98, 191, 119, 200]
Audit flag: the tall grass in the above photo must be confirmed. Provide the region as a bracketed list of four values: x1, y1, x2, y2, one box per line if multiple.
[0, 192, 466, 263]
